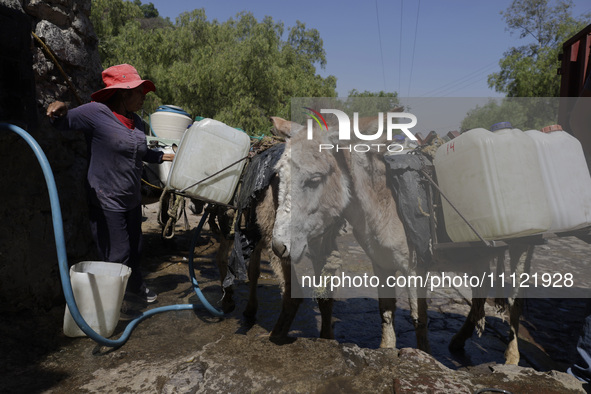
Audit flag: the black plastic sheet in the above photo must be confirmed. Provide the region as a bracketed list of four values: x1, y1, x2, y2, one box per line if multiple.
[383, 153, 433, 266]
[226, 143, 285, 287]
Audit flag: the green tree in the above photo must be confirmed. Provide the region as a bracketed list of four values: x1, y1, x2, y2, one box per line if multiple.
[89, 2, 337, 134]
[134, 0, 158, 18]
[91, 0, 143, 59]
[460, 97, 558, 131]
[488, 0, 590, 97]
[346, 89, 400, 117]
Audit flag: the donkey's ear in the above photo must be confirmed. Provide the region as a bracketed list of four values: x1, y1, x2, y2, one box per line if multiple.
[270, 116, 300, 139]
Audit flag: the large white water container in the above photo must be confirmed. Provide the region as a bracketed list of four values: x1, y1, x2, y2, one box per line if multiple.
[150, 105, 192, 139]
[167, 118, 251, 204]
[63, 261, 131, 338]
[524, 124, 591, 232]
[434, 122, 551, 242]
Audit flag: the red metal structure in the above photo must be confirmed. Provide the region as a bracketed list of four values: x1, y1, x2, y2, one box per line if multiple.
[558, 23, 591, 127]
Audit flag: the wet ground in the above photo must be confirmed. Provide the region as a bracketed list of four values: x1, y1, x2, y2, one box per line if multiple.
[1, 201, 589, 392]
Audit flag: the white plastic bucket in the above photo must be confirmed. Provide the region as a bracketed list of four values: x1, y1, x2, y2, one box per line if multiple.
[63, 261, 131, 338]
[150, 105, 192, 140]
[434, 123, 551, 242]
[524, 125, 591, 232]
[167, 118, 251, 205]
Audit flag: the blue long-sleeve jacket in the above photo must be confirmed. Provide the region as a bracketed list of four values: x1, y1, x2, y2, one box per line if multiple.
[54, 101, 163, 211]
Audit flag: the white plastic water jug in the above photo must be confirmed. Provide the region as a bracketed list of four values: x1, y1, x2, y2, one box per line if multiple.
[166, 118, 251, 205]
[63, 261, 131, 338]
[434, 122, 551, 242]
[524, 124, 591, 232]
[144, 137, 179, 187]
[150, 105, 192, 139]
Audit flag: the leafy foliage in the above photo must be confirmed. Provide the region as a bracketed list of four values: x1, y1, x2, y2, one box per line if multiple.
[91, 0, 144, 60]
[487, 0, 590, 97]
[462, 1, 588, 131]
[134, 0, 158, 18]
[460, 98, 559, 131]
[345, 90, 400, 117]
[90, 0, 338, 135]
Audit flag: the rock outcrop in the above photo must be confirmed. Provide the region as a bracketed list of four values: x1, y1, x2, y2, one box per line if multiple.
[0, 0, 100, 312]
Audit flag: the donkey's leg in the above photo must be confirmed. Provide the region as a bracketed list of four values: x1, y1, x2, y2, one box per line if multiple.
[407, 245, 430, 353]
[378, 296, 397, 348]
[504, 244, 533, 365]
[215, 234, 235, 313]
[417, 296, 429, 352]
[243, 239, 264, 319]
[505, 296, 522, 365]
[317, 297, 334, 339]
[408, 288, 430, 353]
[313, 249, 340, 339]
[449, 298, 485, 352]
[309, 230, 341, 340]
[212, 206, 238, 314]
[449, 251, 496, 352]
[251, 178, 304, 339]
[373, 264, 397, 348]
[270, 257, 303, 339]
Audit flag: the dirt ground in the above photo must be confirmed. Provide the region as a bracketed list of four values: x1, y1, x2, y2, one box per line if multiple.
[0, 201, 589, 393]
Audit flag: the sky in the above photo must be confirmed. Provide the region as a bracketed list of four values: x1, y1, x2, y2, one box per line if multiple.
[145, 0, 591, 99]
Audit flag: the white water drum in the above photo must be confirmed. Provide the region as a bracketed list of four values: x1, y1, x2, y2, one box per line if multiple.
[149, 105, 192, 139]
[167, 118, 251, 205]
[434, 122, 551, 242]
[524, 124, 591, 232]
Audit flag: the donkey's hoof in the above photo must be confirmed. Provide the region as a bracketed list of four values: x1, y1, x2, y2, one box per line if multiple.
[269, 335, 297, 345]
[242, 312, 256, 326]
[221, 299, 236, 314]
[448, 335, 467, 353]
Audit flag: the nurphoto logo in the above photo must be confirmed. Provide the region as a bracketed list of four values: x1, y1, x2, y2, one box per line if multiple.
[304, 107, 418, 153]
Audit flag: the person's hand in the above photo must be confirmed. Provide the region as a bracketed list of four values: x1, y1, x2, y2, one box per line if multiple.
[46, 101, 68, 119]
[162, 153, 175, 162]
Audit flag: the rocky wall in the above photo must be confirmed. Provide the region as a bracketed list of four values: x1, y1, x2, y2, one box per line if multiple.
[0, 0, 102, 312]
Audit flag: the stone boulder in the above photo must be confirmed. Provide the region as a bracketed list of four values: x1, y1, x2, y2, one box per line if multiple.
[0, 0, 101, 312]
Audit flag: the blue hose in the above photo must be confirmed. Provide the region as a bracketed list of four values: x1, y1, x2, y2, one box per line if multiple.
[1, 123, 223, 348]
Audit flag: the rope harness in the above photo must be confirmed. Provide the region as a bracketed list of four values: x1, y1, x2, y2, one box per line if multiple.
[158, 189, 190, 239]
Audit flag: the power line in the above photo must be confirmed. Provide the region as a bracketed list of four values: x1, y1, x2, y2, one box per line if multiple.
[437, 73, 495, 97]
[419, 61, 498, 97]
[405, 67, 500, 119]
[407, 0, 421, 97]
[375, 0, 387, 91]
[398, 0, 403, 95]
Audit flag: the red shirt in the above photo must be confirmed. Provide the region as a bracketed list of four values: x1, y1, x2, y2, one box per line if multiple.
[111, 111, 135, 129]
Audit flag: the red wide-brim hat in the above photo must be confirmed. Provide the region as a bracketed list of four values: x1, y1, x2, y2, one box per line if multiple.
[91, 64, 155, 102]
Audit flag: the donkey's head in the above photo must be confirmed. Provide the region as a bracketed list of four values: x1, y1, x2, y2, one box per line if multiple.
[270, 118, 351, 264]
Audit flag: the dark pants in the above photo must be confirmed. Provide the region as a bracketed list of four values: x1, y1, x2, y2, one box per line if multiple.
[89, 204, 144, 294]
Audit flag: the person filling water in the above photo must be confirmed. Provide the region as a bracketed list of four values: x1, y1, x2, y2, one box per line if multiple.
[46, 64, 174, 304]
